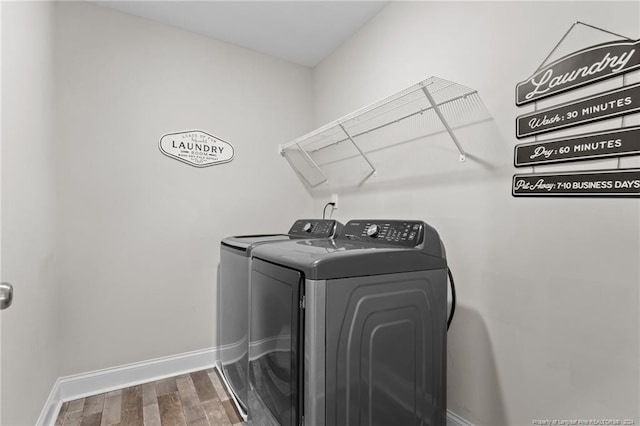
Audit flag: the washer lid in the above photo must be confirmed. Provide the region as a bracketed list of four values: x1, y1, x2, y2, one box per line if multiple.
[221, 219, 343, 256]
[251, 239, 447, 280]
[221, 234, 291, 255]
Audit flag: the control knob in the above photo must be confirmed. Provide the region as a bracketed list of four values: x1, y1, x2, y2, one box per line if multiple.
[302, 222, 313, 232]
[366, 224, 380, 238]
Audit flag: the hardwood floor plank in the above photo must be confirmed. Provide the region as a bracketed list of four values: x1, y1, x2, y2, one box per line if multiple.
[208, 371, 230, 403]
[121, 385, 144, 426]
[210, 369, 243, 425]
[202, 399, 232, 426]
[155, 377, 178, 397]
[221, 400, 243, 425]
[122, 385, 143, 412]
[142, 382, 157, 407]
[80, 412, 103, 426]
[100, 391, 122, 426]
[121, 407, 144, 426]
[201, 370, 234, 426]
[82, 394, 105, 417]
[176, 375, 208, 424]
[142, 403, 161, 426]
[56, 401, 70, 426]
[62, 406, 83, 426]
[190, 370, 217, 403]
[68, 398, 86, 413]
[157, 392, 187, 426]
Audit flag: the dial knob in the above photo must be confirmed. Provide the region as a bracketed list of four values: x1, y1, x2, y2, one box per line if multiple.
[366, 224, 380, 238]
[302, 222, 313, 232]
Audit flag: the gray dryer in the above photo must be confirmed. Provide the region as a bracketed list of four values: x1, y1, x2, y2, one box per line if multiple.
[249, 219, 448, 426]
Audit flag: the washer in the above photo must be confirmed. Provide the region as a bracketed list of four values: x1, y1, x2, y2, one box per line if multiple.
[249, 219, 448, 426]
[217, 219, 343, 420]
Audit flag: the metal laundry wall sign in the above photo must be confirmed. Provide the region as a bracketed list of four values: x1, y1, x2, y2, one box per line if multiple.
[514, 126, 640, 167]
[512, 169, 640, 197]
[516, 83, 640, 138]
[516, 39, 640, 105]
[159, 130, 234, 167]
[512, 23, 640, 199]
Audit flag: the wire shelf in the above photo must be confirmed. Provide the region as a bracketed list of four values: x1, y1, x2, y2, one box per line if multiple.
[281, 76, 490, 187]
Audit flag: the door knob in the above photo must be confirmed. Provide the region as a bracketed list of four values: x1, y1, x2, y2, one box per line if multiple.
[0, 282, 13, 310]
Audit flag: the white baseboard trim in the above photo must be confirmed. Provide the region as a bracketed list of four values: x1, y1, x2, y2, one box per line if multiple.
[447, 409, 475, 426]
[36, 347, 218, 426]
[36, 382, 64, 426]
[36, 345, 474, 426]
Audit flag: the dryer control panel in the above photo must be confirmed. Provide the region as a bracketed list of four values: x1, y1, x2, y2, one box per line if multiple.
[340, 220, 425, 247]
[288, 219, 342, 238]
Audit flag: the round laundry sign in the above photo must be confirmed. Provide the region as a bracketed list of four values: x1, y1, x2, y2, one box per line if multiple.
[159, 130, 234, 167]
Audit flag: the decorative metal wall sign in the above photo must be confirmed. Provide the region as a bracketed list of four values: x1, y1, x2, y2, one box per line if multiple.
[159, 130, 234, 167]
[512, 169, 640, 197]
[516, 39, 640, 105]
[516, 83, 640, 138]
[514, 126, 640, 167]
[513, 24, 640, 199]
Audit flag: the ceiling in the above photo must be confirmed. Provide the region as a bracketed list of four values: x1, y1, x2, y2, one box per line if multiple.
[91, 1, 389, 67]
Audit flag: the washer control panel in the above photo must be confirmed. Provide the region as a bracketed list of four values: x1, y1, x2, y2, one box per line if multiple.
[342, 220, 424, 247]
[288, 219, 341, 238]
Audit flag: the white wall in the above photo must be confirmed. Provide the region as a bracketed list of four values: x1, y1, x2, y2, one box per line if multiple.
[53, 2, 313, 376]
[312, 2, 639, 425]
[1, 2, 60, 424]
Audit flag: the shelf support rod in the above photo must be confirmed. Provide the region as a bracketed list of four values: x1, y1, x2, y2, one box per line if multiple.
[296, 142, 329, 187]
[421, 86, 466, 162]
[338, 123, 377, 177]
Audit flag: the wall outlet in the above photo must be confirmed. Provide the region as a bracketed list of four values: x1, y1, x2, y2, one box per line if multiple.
[331, 193, 338, 210]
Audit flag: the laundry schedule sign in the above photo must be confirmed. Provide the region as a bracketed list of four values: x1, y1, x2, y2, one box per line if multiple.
[514, 126, 640, 166]
[516, 83, 640, 138]
[513, 29, 640, 198]
[159, 130, 234, 167]
[512, 169, 640, 197]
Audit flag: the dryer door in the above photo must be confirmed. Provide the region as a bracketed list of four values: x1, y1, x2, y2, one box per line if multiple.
[250, 258, 303, 426]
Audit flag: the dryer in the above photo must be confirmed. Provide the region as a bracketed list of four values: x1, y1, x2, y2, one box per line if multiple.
[249, 219, 448, 426]
[217, 219, 343, 420]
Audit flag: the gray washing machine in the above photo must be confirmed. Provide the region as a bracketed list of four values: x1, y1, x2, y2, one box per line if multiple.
[217, 219, 343, 420]
[249, 219, 448, 426]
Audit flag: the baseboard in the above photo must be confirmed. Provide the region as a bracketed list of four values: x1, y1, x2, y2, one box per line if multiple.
[36, 346, 218, 426]
[36, 380, 64, 426]
[36, 345, 474, 426]
[447, 409, 475, 426]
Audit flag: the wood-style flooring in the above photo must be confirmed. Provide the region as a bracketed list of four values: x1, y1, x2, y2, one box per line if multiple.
[55, 368, 244, 426]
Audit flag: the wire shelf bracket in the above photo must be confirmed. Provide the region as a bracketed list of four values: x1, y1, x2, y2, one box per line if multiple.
[338, 123, 378, 176]
[421, 85, 467, 162]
